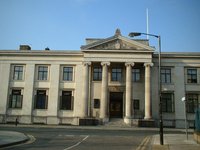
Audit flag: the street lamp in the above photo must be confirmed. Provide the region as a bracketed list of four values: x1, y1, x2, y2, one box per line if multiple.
[129, 32, 163, 145]
[181, 97, 188, 140]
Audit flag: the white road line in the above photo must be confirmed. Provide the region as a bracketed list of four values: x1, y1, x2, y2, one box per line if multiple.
[63, 135, 89, 150]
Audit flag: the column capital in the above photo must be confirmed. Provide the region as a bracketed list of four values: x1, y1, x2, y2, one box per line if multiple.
[144, 63, 154, 67]
[83, 61, 91, 66]
[125, 62, 135, 67]
[101, 62, 110, 66]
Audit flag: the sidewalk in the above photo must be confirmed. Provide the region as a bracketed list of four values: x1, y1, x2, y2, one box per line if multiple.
[152, 134, 200, 150]
[0, 131, 29, 148]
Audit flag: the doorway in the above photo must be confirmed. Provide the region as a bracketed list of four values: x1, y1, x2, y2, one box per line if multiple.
[109, 92, 123, 118]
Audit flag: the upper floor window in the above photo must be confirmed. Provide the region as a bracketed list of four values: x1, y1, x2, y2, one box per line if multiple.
[161, 93, 174, 113]
[60, 91, 73, 110]
[187, 69, 197, 83]
[161, 68, 171, 83]
[111, 68, 122, 81]
[132, 69, 140, 82]
[63, 67, 73, 81]
[9, 89, 23, 108]
[38, 66, 48, 80]
[13, 66, 23, 80]
[34, 90, 48, 109]
[186, 94, 199, 113]
[93, 66, 102, 81]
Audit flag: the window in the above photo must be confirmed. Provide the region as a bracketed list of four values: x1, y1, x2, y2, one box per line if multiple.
[35, 90, 48, 109]
[186, 94, 199, 113]
[161, 93, 174, 113]
[60, 91, 73, 110]
[132, 69, 140, 82]
[9, 89, 23, 108]
[111, 68, 122, 81]
[13, 66, 23, 80]
[187, 69, 197, 83]
[161, 68, 171, 83]
[133, 99, 140, 110]
[94, 99, 100, 109]
[63, 67, 73, 81]
[93, 66, 102, 81]
[38, 66, 48, 80]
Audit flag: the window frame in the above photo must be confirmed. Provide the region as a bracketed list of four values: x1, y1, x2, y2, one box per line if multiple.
[186, 93, 199, 113]
[37, 66, 49, 81]
[187, 68, 197, 83]
[161, 68, 171, 83]
[63, 66, 73, 81]
[161, 93, 174, 113]
[12, 65, 24, 81]
[111, 67, 122, 82]
[93, 66, 102, 81]
[94, 99, 100, 109]
[9, 89, 23, 109]
[132, 68, 140, 82]
[60, 91, 73, 110]
[35, 90, 48, 109]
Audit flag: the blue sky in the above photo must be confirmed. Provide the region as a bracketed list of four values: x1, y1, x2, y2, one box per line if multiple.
[0, 0, 199, 52]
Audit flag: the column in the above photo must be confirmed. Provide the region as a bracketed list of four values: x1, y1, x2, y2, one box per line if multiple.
[125, 62, 134, 123]
[144, 63, 153, 119]
[81, 62, 91, 118]
[100, 62, 110, 121]
[47, 64, 60, 124]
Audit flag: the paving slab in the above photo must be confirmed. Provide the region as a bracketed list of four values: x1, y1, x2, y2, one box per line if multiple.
[152, 134, 200, 150]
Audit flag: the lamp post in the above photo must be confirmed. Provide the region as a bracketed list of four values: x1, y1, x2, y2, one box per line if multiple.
[129, 32, 164, 145]
[181, 97, 188, 140]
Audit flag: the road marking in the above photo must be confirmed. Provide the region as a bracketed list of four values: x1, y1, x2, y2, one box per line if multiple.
[136, 136, 151, 150]
[63, 135, 89, 150]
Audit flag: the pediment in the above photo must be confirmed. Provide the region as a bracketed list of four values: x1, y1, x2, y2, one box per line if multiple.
[81, 35, 155, 52]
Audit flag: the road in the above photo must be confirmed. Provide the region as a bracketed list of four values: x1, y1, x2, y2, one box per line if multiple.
[0, 125, 186, 150]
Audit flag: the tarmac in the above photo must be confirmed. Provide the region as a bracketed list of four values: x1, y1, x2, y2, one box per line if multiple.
[0, 124, 200, 150]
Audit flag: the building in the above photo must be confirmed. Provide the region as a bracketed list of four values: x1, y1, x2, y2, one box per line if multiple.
[0, 29, 200, 128]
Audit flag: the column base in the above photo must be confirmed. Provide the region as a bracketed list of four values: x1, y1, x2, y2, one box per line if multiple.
[124, 117, 132, 125]
[99, 118, 109, 125]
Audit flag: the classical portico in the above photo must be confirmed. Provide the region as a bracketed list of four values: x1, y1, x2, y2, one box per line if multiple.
[81, 29, 155, 124]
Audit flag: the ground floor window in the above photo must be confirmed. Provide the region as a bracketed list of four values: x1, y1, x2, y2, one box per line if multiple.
[133, 99, 140, 110]
[60, 91, 73, 110]
[94, 99, 100, 109]
[9, 89, 23, 108]
[186, 94, 199, 113]
[35, 90, 48, 109]
[161, 93, 174, 113]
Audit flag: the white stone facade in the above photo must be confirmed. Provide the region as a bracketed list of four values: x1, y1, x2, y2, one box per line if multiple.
[0, 31, 200, 128]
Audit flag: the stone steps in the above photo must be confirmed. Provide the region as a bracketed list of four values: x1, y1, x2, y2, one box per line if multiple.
[105, 118, 130, 127]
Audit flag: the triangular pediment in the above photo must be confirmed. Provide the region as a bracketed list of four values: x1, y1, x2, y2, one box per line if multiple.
[81, 33, 155, 52]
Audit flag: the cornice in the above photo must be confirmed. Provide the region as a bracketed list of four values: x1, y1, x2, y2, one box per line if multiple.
[0, 50, 83, 57]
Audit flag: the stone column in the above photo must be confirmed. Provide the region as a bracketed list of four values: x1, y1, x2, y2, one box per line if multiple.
[124, 62, 134, 124]
[81, 61, 91, 118]
[144, 63, 153, 119]
[100, 62, 110, 122]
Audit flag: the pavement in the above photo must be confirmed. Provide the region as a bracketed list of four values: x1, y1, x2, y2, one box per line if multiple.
[0, 130, 29, 148]
[0, 124, 200, 149]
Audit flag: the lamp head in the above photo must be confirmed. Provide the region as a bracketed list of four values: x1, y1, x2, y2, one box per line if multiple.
[128, 32, 142, 37]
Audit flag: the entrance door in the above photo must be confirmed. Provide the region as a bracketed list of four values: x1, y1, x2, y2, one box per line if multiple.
[109, 92, 123, 118]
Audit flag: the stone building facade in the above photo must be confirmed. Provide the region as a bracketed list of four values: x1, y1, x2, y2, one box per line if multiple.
[0, 30, 200, 128]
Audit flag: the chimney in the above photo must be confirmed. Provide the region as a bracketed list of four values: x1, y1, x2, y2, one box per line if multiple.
[19, 45, 31, 50]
